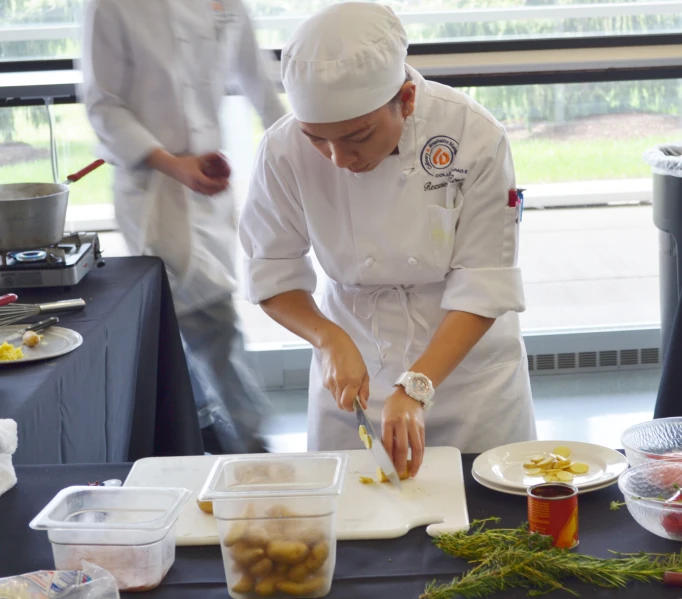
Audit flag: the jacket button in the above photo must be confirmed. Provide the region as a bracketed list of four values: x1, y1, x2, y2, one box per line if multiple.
[364, 257, 375, 268]
[408, 257, 418, 266]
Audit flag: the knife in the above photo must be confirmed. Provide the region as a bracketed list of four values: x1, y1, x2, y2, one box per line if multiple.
[1, 317, 59, 346]
[354, 397, 403, 490]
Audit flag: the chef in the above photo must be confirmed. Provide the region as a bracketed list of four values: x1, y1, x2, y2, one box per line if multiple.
[81, 0, 286, 454]
[239, 2, 537, 475]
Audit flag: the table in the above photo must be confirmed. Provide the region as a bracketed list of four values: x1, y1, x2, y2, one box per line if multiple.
[2, 455, 682, 598]
[0, 257, 203, 465]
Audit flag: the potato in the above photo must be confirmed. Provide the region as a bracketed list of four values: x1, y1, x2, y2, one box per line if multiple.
[377, 463, 411, 483]
[224, 504, 256, 547]
[196, 499, 213, 514]
[231, 541, 265, 566]
[297, 524, 325, 545]
[524, 468, 542, 476]
[359, 476, 375, 485]
[306, 541, 330, 571]
[287, 563, 310, 583]
[358, 425, 367, 439]
[249, 557, 273, 578]
[276, 577, 327, 596]
[557, 471, 574, 482]
[224, 521, 249, 547]
[255, 574, 286, 597]
[244, 526, 269, 547]
[22, 331, 41, 348]
[569, 462, 589, 474]
[266, 540, 310, 565]
[231, 575, 254, 594]
[274, 562, 290, 576]
[363, 434, 373, 450]
[535, 457, 554, 469]
[553, 446, 572, 458]
[265, 505, 295, 518]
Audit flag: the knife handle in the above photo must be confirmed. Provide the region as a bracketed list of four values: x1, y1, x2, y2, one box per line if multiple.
[27, 317, 60, 333]
[37, 299, 86, 314]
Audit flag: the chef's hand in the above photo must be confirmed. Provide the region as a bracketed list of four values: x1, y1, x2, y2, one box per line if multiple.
[382, 387, 425, 478]
[319, 330, 370, 412]
[146, 149, 230, 196]
[172, 153, 230, 195]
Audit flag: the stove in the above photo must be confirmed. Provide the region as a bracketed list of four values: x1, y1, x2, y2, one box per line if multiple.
[0, 232, 104, 289]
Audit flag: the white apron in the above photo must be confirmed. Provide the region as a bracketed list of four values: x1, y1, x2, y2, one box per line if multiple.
[308, 280, 535, 453]
[239, 67, 537, 454]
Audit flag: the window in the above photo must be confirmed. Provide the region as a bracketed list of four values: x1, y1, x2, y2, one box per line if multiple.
[0, 0, 84, 61]
[2, 0, 681, 61]
[246, 0, 682, 47]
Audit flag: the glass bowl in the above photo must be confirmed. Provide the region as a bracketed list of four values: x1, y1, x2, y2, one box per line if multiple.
[618, 460, 682, 541]
[621, 418, 682, 467]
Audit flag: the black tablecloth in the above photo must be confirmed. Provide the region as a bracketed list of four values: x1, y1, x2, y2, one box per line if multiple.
[0, 257, 203, 465]
[2, 456, 682, 598]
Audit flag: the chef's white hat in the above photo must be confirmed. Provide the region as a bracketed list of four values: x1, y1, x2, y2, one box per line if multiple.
[281, 2, 408, 124]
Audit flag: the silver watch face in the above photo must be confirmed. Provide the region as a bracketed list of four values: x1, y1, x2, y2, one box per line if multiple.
[409, 375, 430, 398]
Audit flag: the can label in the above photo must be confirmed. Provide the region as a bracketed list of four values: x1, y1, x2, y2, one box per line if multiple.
[527, 483, 578, 549]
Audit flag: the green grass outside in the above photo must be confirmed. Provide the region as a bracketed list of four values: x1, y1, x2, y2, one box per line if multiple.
[0, 104, 675, 206]
[511, 135, 675, 184]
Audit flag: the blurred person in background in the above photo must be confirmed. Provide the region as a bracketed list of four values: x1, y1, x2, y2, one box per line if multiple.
[81, 0, 286, 454]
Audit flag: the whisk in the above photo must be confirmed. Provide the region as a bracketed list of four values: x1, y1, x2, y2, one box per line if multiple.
[0, 299, 86, 327]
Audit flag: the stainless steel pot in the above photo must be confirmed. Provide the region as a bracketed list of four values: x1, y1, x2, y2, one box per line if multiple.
[0, 160, 105, 252]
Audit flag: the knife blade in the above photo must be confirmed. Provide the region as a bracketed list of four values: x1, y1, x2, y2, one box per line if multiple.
[1, 317, 59, 346]
[354, 397, 402, 490]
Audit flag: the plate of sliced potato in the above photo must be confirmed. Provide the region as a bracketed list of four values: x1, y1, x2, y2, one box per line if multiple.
[472, 440, 628, 492]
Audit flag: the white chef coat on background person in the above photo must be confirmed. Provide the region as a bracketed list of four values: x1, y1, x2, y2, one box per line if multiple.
[82, 0, 286, 453]
[239, 6, 537, 453]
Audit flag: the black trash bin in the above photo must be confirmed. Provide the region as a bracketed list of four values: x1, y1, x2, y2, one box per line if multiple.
[645, 143, 682, 360]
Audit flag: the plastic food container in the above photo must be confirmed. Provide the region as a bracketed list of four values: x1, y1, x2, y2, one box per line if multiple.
[199, 453, 348, 599]
[29, 486, 191, 592]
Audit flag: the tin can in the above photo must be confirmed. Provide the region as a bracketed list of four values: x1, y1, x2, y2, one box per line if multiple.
[527, 483, 578, 549]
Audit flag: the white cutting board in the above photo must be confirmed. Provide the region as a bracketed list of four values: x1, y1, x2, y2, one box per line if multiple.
[124, 446, 468, 545]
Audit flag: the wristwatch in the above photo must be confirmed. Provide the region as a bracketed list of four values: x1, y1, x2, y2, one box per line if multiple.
[395, 372, 434, 409]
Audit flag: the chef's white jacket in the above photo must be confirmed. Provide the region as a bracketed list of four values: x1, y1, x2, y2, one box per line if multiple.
[82, 0, 285, 315]
[239, 66, 536, 453]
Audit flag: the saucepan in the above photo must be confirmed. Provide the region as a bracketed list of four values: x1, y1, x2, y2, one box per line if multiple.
[0, 159, 105, 251]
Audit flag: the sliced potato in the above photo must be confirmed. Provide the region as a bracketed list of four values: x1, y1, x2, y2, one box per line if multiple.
[363, 435, 373, 450]
[535, 457, 554, 469]
[359, 476, 375, 485]
[557, 471, 575, 482]
[524, 468, 543, 476]
[529, 454, 545, 463]
[358, 425, 367, 439]
[569, 462, 589, 475]
[543, 473, 559, 482]
[554, 458, 571, 469]
[553, 446, 572, 458]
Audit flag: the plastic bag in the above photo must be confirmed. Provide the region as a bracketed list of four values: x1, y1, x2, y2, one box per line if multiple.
[0, 563, 119, 599]
[643, 143, 682, 178]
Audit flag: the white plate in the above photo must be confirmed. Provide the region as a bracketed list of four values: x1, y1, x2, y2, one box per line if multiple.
[471, 469, 620, 496]
[472, 440, 628, 492]
[0, 326, 83, 364]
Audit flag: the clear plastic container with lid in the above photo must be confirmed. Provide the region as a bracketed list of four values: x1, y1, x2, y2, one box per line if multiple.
[198, 453, 348, 599]
[29, 486, 190, 592]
